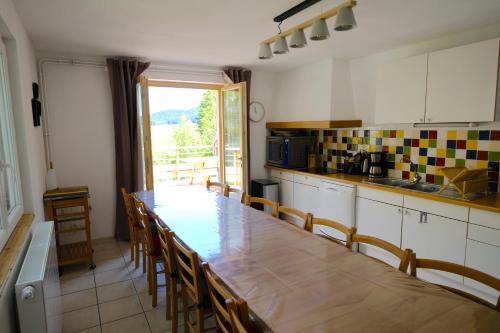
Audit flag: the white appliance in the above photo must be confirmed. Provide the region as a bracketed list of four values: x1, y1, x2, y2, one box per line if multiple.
[314, 180, 356, 242]
[16, 222, 61, 333]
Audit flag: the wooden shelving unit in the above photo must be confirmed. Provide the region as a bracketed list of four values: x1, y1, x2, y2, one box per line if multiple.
[44, 186, 95, 270]
[266, 120, 362, 129]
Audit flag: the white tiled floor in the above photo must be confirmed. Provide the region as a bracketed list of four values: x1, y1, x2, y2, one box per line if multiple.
[57, 238, 179, 333]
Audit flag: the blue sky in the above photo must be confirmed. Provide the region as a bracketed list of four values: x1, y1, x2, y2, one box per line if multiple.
[148, 87, 206, 113]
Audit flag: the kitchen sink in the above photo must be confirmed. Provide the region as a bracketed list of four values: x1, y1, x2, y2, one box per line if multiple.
[400, 183, 441, 193]
[368, 178, 411, 187]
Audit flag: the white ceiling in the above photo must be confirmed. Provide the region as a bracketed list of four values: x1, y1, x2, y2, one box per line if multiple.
[13, 0, 500, 72]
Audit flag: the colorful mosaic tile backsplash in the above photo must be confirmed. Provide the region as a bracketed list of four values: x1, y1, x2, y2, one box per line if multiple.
[317, 128, 500, 192]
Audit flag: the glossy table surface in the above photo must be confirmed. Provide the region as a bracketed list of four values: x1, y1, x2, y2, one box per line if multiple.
[135, 186, 500, 332]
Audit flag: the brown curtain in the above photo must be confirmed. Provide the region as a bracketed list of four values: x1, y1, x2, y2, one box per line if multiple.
[223, 67, 252, 188]
[107, 58, 150, 240]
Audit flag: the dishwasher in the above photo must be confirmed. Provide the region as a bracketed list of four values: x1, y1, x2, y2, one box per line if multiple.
[313, 180, 356, 244]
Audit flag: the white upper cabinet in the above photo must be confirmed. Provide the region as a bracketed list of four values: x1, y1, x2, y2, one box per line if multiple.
[425, 38, 499, 123]
[375, 54, 428, 124]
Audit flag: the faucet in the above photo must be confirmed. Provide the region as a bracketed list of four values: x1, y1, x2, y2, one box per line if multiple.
[401, 157, 422, 184]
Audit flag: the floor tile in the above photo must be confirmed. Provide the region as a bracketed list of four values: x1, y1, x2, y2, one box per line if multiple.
[75, 326, 101, 333]
[97, 280, 136, 304]
[132, 276, 149, 294]
[62, 288, 97, 313]
[60, 263, 94, 281]
[101, 313, 151, 333]
[99, 295, 143, 324]
[94, 256, 127, 273]
[61, 305, 100, 333]
[60, 274, 96, 295]
[93, 248, 123, 262]
[138, 287, 167, 312]
[144, 306, 180, 333]
[95, 266, 130, 287]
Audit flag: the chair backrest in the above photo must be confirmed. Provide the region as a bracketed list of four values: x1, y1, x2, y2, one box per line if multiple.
[120, 188, 137, 228]
[224, 185, 246, 204]
[351, 228, 412, 272]
[206, 177, 225, 193]
[244, 196, 278, 215]
[275, 206, 312, 229]
[306, 217, 353, 249]
[410, 253, 500, 311]
[202, 263, 235, 333]
[172, 236, 204, 304]
[155, 221, 176, 277]
[133, 198, 155, 256]
[226, 299, 249, 333]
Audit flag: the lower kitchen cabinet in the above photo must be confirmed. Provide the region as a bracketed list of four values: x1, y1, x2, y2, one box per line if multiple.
[402, 209, 467, 286]
[293, 182, 320, 216]
[355, 197, 403, 269]
[465, 239, 500, 304]
[271, 177, 294, 207]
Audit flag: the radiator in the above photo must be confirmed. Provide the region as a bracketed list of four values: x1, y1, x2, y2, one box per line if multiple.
[15, 222, 62, 333]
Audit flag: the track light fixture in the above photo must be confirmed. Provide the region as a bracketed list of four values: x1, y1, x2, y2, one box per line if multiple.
[258, 0, 357, 59]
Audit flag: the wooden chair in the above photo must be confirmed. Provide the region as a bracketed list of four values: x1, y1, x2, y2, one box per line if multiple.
[223, 185, 246, 204]
[273, 206, 312, 229]
[244, 195, 278, 216]
[203, 263, 241, 333]
[351, 227, 412, 272]
[226, 299, 249, 333]
[410, 253, 500, 311]
[305, 217, 354, 249]
[156, 224, 180, 332]
[134, 199, 165, 307]
[121, 188, 146, 271]
[172, 237, 213, 333]
[206, 177, 225, 193]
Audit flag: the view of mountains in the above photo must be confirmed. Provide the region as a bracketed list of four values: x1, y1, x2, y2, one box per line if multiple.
[150, 108, 198, 125]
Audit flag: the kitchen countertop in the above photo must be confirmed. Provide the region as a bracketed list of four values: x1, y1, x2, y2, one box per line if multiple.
[266, 165, 500, 214]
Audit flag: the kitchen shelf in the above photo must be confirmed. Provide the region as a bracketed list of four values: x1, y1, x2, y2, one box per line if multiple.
[266, 120, 362, 129]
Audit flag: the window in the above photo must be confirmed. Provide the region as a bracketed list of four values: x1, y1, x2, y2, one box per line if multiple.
[0, 38, 23, 250]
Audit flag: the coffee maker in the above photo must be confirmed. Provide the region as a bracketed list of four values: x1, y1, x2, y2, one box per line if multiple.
[368, 152, 387, 178]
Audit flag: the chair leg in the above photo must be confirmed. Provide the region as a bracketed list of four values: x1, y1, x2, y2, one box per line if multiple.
[171, 278, 178, 333]
[182, 285, 189, 333]
[147, 254, 153, 295]
[142, 238, 147, 273]
[152, 260, 158, 307]
[195, 306, 204, 333]
[129, 228, 134, 262]
[134, 230, 140, 268]
[165, 273, 172, 320]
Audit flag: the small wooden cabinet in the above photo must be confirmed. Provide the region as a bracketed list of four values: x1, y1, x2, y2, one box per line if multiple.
[44, 186, 95, 270]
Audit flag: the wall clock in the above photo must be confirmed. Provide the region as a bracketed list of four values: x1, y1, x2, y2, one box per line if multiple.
[249, 101, 266, 122]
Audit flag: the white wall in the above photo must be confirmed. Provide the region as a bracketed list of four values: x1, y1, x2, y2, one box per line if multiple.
[273, 59, 333, 121]
[0, 0, 47, 331]
[249, 70, 277, 179]
[42, 62, 116, 240]
[350, 22, 500, 125]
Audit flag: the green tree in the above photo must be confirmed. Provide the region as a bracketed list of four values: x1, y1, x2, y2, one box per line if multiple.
[173, 115, 200, 147]
[197, 90, 216, 146]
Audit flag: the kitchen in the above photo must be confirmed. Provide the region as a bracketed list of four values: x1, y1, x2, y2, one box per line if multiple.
[0, 0, 499, 332]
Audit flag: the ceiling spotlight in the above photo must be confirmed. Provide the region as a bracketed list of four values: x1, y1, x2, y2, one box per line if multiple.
[334, 7, 357, 31]
[273, 36, 289, 54]
[258, 43, 273, 59]
[310, 18, 330, 41]
[289, 29, 307, 48]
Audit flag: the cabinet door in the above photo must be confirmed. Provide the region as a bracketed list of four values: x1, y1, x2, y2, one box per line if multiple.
[293, 183, 319, 215]
[402, 209, 467, 286]
[426, 38, 499, 122]
[465, 239, 500, 305]
[375, 54, 428, 124]
[280, 179, 294, 207]
[355, 197, 403, 268]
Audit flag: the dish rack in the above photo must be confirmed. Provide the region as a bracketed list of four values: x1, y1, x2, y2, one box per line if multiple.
[437, 167, 489, 199]
[44, 186, 95, 270]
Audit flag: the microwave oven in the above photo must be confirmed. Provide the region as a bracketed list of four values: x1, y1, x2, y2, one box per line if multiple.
[267, 136, 314, 168]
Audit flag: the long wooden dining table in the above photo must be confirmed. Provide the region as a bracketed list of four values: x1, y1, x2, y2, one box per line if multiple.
[135, 186, 500, 332]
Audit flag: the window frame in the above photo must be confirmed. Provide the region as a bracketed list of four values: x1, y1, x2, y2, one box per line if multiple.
[0, 37, 24, 251]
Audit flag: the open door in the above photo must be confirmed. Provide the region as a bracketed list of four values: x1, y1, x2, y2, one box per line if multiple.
[219, 82, 248, 191]
[137, 76, 154, 190]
